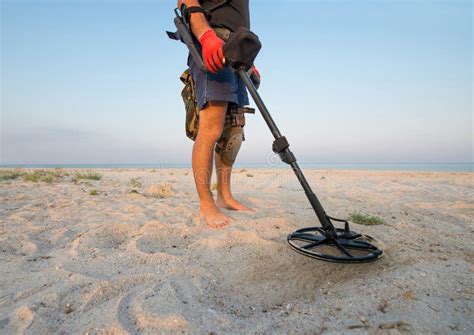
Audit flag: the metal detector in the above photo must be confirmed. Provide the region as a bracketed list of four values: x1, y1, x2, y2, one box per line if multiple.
[167, 6, 383, 263]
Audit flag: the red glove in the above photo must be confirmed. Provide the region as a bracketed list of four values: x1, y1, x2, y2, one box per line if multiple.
[199, 29, 225, 73]
[249, 66, 261, 89]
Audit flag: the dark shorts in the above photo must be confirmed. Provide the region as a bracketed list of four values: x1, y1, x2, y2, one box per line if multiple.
[188, 56, 249, 110]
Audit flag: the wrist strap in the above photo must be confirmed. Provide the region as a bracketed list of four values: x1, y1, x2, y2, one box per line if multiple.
[183, 6, 211, 21]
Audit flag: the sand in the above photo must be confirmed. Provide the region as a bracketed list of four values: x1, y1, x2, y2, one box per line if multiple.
[0, 168, 472, 334]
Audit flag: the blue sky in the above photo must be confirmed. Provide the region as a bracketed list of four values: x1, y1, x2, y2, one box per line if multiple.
[1, 0, 472, 164]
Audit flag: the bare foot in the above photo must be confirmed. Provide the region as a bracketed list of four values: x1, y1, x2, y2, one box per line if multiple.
[200, 204, 232, 228]
[216, 196, 253, 212]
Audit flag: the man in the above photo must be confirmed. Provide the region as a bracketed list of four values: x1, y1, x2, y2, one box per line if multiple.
[177, 0, 257, 228]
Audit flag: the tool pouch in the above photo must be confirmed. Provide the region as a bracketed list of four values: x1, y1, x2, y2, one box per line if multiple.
[180, 64, 256, 142]
[180, 68, 199, 141]
[224, 106, 255, 130]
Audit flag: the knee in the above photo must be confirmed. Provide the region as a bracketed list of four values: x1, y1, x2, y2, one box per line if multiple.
[198, 122, 224, 142]
[197, 102, 227, 142]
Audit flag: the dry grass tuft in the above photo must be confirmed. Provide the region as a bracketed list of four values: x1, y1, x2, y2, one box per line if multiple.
[72, 170, 102, 181]
[348, 212, 384, 225]
[21, 169, 67, 183]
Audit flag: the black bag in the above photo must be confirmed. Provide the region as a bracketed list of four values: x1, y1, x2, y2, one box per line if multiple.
[223, 27, 261, 71]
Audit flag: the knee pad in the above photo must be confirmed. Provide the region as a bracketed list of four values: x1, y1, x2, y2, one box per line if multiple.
[215, 105, 254, 165]
[215, 126, 244, 166]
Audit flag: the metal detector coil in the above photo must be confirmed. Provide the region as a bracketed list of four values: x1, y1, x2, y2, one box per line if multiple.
[167, 6, 384, 263]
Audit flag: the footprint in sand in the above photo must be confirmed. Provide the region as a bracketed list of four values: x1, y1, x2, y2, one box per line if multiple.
[116, 277, 221, 333]
[69, 224, 136, 256]
[135, 227, 191, 256]
[0, 237, 38, 256]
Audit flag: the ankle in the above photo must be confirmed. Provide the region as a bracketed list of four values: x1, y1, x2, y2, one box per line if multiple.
[200, 200, 217, 210]
[217, 192, 233, 200]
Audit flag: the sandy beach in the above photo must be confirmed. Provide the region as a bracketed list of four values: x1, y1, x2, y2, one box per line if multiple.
[0, 168, 472, 334]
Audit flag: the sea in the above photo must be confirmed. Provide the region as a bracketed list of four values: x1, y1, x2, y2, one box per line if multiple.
[0, 163, 472, 173]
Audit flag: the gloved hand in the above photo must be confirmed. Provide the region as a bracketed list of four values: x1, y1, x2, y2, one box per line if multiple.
[249, 66, 261, 89]
[199, 29, 225, 73]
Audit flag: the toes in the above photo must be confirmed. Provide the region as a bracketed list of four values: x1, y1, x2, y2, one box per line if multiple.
[199, 207, 232, 229]
[209, 221, 228, 229]
[204, 216, 231, 229]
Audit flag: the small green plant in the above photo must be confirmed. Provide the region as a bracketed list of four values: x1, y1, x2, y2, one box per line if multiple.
[73, 170, 102, 181]
[21, 170, 65, 183]
[246, 173, 254, 178]
[0, 169, 23, 181]
[42, 175, 54, 183]
[211, 182, 218, 191]
[129, 178, 142, 188]
[22, 171, 40, 182]
[51, 169, 67, 178]
[89, 189, 98, 195]
[348, 212, 384, 225]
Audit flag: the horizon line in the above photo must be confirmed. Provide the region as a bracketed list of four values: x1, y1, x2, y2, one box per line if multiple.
[1, 162, 472, 166]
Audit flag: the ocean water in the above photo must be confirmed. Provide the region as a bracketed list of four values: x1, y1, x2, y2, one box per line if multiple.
[0, 163, 472, 172]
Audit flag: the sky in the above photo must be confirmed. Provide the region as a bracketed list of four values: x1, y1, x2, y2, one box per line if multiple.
[1, 0, 472, 165]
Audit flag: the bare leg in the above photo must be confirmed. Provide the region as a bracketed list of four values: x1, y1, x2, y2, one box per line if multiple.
[215, 150, 252, 211]
[192, 101, 232, 228]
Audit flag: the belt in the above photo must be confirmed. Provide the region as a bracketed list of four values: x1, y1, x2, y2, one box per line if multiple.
[213, 27, 232, 42]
